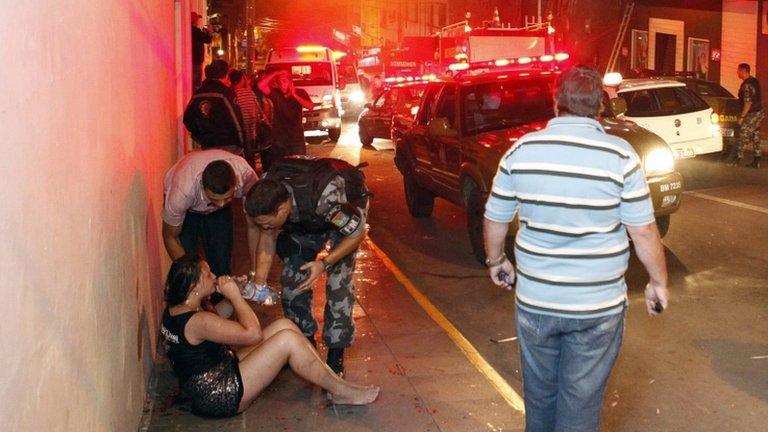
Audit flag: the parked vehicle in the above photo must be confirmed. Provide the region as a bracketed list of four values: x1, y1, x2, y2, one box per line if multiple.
[357, 81, 430, 147]
[265, 46, 343, 142]
[607, 78, 723, 159]
[666, 77, 740, 152]
[395, 57, 684, 263]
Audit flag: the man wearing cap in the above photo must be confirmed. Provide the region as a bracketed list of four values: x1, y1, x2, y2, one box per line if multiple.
[191, 11, 212, 90]
[162, 149, 259, 278]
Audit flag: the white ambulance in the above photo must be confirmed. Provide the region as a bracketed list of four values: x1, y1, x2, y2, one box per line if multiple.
[266, 46, 343, 141]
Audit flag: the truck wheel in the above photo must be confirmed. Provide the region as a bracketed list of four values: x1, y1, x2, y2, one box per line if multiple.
[467, 186, 516, 265]
[656, 215, 670, 238]
[403, 171, 434, 217]
[328, 127, 341, 142]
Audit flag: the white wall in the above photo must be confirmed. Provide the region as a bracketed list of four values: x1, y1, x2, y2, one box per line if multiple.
[721, 0, 758, 94]
[648, 17, 685, 72]
[0, 1, 185, 430]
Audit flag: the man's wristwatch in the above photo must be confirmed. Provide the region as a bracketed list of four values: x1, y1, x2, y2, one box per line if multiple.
[485, 252, 507, 267]
[322, 258, 333, 274]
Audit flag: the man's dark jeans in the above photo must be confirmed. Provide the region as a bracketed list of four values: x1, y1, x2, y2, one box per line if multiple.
[516, 305, 625, 432]
[179, 206, 233, 276]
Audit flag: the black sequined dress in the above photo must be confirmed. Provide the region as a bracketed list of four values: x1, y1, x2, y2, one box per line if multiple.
[161, 309, 244, 417]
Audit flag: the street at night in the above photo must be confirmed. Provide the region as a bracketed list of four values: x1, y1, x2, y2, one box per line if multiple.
[5, 1, 768, 431]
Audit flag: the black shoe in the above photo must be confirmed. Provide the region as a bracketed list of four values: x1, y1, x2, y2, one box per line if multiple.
[748, 157, 761, 168]
[326, 348, 345, 376]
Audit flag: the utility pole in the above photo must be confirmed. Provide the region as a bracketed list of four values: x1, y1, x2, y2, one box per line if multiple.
[245, 0, 253, 74]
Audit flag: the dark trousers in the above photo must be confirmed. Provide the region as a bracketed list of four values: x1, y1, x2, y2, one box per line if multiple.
[179, 206, 233, 276]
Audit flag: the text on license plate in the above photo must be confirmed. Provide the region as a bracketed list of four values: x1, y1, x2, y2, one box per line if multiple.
[673, 147, 696, 159]
[659, 181, 682, 193]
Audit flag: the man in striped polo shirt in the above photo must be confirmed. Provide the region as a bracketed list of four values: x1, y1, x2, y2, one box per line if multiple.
[484, 65, 669, 432]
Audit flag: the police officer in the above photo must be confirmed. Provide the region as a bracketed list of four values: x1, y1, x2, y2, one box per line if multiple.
[243, 157, 370, 376]
[732, 63, 764, 168]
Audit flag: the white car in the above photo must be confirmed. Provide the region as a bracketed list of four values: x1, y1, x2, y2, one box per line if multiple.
[610, 78, 723, 159]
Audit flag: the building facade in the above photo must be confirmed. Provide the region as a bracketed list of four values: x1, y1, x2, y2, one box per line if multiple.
[361, 0, 450, 47]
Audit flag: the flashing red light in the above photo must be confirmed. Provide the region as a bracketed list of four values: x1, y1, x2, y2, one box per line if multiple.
[296, 45, 326, 53]
[495, 59, 511, 67]
[539, 55, 554, 62]
[517, 57, 533, 65]
[554, 53, 570, 62]
[449, 62, 470, 71]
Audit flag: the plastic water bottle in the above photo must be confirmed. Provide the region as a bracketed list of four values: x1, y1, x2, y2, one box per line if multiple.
[236, 271, 280, 306]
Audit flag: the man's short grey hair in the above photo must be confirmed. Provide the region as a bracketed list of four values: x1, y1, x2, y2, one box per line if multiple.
[555, 65, 603, 119]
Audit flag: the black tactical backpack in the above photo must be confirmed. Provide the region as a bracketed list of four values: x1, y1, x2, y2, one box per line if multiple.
[266, 156, 371, 233]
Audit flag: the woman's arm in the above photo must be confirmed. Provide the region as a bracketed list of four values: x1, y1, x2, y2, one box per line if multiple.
[186, 278, 263, 346]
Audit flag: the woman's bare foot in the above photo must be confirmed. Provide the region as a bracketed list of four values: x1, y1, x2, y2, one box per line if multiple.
[328, 385, 380, 405]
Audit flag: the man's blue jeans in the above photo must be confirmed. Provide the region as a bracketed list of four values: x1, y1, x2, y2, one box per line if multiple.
[516, 305, 625, 432]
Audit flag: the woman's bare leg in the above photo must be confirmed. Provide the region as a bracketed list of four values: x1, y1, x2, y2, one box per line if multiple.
[236, 318, 301, 359]
[237, 328, 379, 412]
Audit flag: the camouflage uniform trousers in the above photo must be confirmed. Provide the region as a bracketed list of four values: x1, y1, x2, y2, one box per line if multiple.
[737, 110, 765, 159]
[280, 231, 357, 349]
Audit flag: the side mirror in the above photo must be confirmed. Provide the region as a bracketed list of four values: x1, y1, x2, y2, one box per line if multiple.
[428, 117, 458, 137]
[337, 76, 346, 90]
[611, 97, 628, 115]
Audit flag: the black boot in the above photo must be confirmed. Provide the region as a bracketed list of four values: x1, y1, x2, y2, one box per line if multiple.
[748, 157, 761, 168]
[326, 348, 345, 376]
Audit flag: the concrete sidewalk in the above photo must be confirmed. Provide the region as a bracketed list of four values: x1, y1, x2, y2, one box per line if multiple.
[140, 238, 524, 431]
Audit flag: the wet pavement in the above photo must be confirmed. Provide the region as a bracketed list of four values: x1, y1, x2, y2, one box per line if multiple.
[141, 237, 524, 431]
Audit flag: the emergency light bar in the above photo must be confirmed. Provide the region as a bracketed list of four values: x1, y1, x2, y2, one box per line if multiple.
[449, 52, 571, 74]
[296, 45, 326, 53]
[383, 74, 439, 84]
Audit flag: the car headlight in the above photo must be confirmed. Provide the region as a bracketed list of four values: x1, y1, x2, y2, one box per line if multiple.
[349, 90, 366, 103]
[644, 147, 675, 177]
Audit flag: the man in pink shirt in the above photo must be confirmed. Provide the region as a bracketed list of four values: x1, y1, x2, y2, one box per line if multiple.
[162, 149, 258, 278]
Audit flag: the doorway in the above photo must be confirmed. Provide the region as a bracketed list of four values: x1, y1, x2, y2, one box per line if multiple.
[655, 33, 676, 73]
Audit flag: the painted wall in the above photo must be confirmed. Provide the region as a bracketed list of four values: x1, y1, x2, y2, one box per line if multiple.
[0, 0, 185, 430]
[631, 4, 724, 82]
[722, 0, 758, 95]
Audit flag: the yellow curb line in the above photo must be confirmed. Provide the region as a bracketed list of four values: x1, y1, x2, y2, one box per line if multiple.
[366, 239, 525, 413]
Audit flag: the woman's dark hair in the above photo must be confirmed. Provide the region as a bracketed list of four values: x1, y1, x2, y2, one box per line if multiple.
[555, 65, 603, 118]
[165, 255, 204, 306]
[244, 179, 290, 217]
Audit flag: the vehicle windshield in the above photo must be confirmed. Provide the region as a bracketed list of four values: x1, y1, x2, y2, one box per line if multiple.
[266, 62, 332, 86]
[462, 77, 555, 134]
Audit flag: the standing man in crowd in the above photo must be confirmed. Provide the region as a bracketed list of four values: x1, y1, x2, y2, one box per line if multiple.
[229, 69, 271, 171]
[183, 59, 245, 154]
[162, 149, 259, 281]
[257, 69, 314, 158]
[243, 157, 370, 376]
[191, 11, 213, 90]
[483, 65, 669, 431]
[732, 63, 764, 168]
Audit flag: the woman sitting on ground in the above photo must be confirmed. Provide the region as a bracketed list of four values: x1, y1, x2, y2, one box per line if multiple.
[160, 254, 380, 417]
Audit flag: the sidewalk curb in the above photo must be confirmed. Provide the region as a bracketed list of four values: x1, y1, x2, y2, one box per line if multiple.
[365, 238, 526, 413]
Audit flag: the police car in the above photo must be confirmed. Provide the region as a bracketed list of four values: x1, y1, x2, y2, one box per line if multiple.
[604, 74, 724, 159]
[395, 54, 684, 263]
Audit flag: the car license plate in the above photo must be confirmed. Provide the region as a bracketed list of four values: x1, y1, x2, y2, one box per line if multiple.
[659, 181, 682, 193]
[721, 128, 734, 137]
[673, 147, 696, 159]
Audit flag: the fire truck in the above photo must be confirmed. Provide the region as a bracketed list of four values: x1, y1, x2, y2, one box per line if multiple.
[437, 20, 553, 72]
